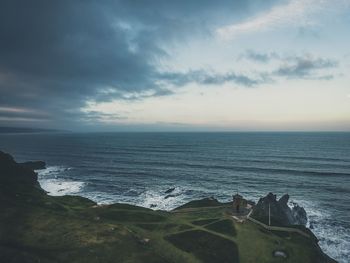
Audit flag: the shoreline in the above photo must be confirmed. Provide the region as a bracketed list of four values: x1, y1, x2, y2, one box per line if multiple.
[0, 151, 341, 262]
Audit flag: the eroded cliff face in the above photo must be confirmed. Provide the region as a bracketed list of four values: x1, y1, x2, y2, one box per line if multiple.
[0, 151, 41, 190]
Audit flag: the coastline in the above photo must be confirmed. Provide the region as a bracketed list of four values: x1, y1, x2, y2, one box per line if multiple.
[0, 151, 337, 263]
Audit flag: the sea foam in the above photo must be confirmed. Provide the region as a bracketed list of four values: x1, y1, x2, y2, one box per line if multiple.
[37, 166, 85, 196]
[36, 166, 349, 262]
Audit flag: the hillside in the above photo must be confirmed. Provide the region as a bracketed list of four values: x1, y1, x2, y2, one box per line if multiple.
[0, 151, 336, 263]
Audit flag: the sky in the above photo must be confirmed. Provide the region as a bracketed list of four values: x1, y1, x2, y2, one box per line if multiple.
[0, 0, 349, 131]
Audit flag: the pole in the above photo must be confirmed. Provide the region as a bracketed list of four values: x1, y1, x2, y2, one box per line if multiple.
[268, 203, 271, 226]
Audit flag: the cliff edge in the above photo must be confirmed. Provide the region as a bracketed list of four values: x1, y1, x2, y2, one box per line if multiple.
[0, 151, 337, 263]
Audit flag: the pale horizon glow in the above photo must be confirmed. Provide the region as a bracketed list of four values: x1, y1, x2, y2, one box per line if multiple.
[84, 79, 350, 131]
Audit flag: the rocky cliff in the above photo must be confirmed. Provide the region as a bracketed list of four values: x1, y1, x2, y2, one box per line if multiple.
[0, 151, 336, 263]
[251, 192, 308, 226]
[0, 151, 41, 190]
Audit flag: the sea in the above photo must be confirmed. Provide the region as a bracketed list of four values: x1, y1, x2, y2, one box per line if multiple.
[0, 132, 349, 262]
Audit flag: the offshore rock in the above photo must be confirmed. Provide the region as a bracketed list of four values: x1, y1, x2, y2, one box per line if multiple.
[0, 151, 336, 263]
[291, 203, 308, 225]
[164, 187, 175, 194]
[164, 194, 176, 199]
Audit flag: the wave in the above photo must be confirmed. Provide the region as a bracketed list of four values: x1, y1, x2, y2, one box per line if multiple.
[290, 198, 350, 263]
[78, 162, 350, 179]
[180, 164, 350, 177]
[265, 154, 350, 163]
[39, 179, 85, 196]
[315, 222, 350, 263]
[134, 188, 189, 211]
[37, 166, 71, 176]
[82, 187, 194, 211]
[36, 165, 349, 262]
[37, 166, 85, 196]
[82, 187, 350, 263]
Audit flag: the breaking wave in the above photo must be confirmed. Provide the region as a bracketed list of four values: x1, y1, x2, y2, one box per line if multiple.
[36, 165, 349, 262]
[37, 166, 85, 196]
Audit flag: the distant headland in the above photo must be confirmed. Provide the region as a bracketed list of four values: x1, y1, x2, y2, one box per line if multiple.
[0, 126, 65, 134]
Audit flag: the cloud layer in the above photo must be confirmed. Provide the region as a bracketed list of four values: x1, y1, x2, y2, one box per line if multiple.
[1, 0, 275, 127]
[0, 0, 346, 130]
[239, 51, 338, 80]
[216, 0, 349, 39]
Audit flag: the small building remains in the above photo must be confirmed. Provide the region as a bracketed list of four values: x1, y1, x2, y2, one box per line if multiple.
[233, 193, 247, 213]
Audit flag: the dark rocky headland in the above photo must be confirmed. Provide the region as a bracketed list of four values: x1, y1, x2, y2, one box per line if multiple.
[0, 151, 336, 263]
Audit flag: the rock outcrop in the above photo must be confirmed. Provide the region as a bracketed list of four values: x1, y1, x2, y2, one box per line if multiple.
[165, 187, 175, 194]
[0, 152, 336, 263]
[251, 193, 307, 226]
[164, 194, 176, 199]
[0, 151, 40, 189]
[291, 202, 308, 225]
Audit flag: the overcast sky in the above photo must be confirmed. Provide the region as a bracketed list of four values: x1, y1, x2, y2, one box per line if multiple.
[0, 0, 349, 131]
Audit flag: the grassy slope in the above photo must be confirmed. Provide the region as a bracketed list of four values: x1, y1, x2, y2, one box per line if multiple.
[0, 186, 333, 263]
[0, 150, 334, 263]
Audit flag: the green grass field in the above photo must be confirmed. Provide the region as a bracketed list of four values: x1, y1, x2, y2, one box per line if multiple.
[0, 150, 334, 263]
[0, 185, 334, 263]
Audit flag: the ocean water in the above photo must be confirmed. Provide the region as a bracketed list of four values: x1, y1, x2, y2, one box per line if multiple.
[0, 132, 349, 262]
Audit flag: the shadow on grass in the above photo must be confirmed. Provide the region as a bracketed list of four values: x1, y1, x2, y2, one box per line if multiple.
[204, 219, 237, 237]
[165, 230, 239, 263]
[0, 188, 55, 262]
[191, 218, 220, 226]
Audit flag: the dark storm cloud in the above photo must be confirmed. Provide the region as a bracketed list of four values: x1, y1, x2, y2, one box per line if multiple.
[239, 50, 279, 62]
[0, 0, 280, 127]
[0, 109, 48, 120]
[80, 111, 126, 123]
[239, 50, 338, 79]
[159, 70, 269, 87]
[274, 55, 338, 79]
[164, 52, 338, 88]
[0, 1, 160, 102]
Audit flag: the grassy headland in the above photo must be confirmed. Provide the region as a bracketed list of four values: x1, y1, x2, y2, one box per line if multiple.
[0, 151, 336, 263]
